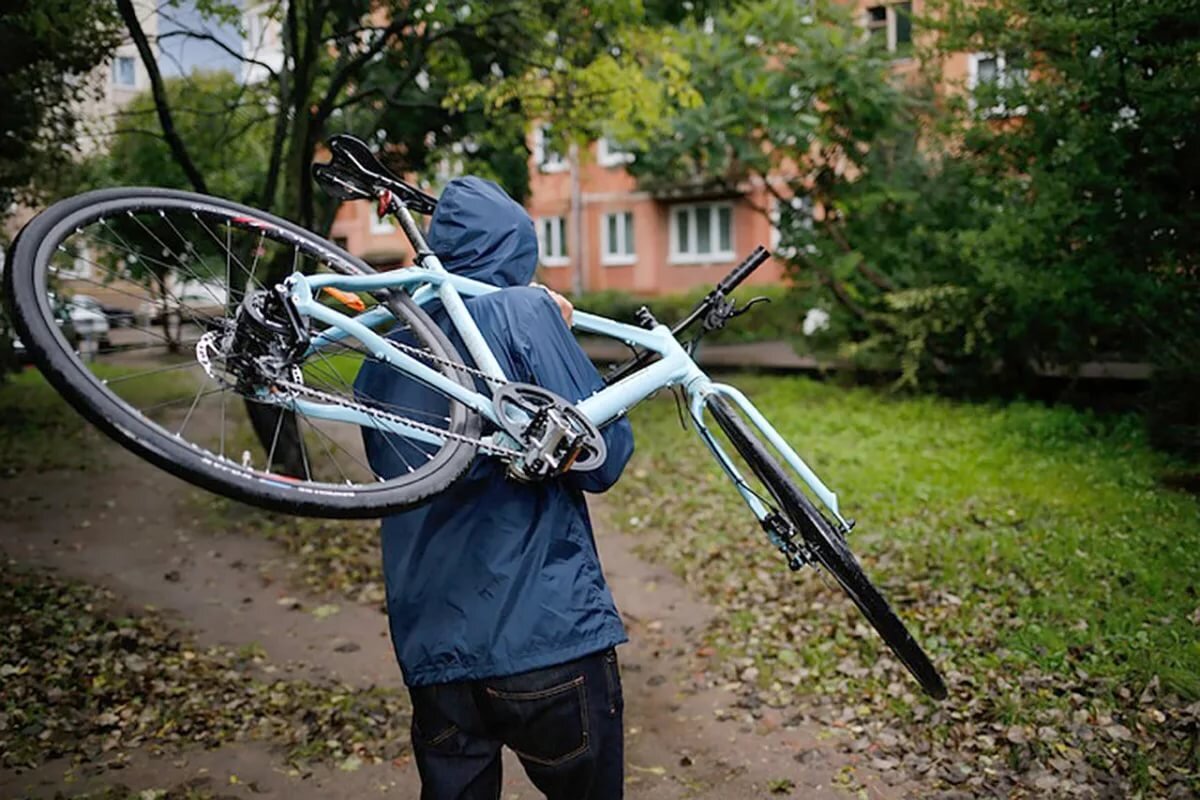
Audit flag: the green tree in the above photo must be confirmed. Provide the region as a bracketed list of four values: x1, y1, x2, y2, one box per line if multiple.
[0, 1, 122, 380]
[450, 0, 700, 159]
[0, 1, 123, 209]
[627, 0, 922, 326]
[89, 71, 274, 206]
[919, 0, 1200, 380]
[640, 0, 1199, 389]
[112, 0, 538, 242]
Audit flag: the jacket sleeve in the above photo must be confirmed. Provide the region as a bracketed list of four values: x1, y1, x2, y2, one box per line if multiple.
[514, 290, 634, 493]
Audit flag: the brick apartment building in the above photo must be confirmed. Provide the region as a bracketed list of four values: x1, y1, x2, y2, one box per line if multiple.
[329, 1, 1015, 297]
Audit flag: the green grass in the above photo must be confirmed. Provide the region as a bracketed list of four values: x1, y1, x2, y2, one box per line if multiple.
[303, 351, 362, 387]
[0, 365, 194, 476]
[616, 375, 1200, 695]
[608, 375, 1200, 794]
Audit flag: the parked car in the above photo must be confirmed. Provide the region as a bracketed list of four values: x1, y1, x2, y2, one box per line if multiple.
[9, 295, 85, 365]
[65, 296, 110, 340]
[135, 281, 229, 326]
[72, 293, 135, 328]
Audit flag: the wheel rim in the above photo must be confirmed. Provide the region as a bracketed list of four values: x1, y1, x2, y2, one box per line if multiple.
[19, 192, 477, 506]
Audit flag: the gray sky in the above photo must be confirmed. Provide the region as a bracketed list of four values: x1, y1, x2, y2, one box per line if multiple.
[157, 2, 244, 77]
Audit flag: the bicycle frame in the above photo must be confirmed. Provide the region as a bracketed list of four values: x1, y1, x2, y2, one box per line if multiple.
[282, 253, 850, 532]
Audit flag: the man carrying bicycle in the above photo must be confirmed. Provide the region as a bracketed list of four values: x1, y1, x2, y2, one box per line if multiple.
[354, 176, 635, 800]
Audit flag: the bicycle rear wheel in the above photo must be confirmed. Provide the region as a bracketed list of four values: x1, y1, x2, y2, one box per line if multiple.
[5, 187, 481, 518]
[705, 395, 947, 699]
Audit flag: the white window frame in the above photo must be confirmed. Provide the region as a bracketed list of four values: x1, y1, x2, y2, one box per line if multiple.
[532, 125, 568, 174]
[113, 55, 137, 88]
[669, 202, 735, 265]
[967, 52, 1029, 117]
[601, 211, 636, 266]
[537, 216, 569, 267]
[864, 3, 913, 56]
[597, 138, 635, 168]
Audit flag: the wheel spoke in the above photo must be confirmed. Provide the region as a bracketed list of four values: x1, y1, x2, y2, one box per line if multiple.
[15, 190, 481, 516]
[177, 376, 212, 436]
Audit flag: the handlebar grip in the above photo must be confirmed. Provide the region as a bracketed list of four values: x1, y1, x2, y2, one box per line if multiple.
[717, 246, 771, 295]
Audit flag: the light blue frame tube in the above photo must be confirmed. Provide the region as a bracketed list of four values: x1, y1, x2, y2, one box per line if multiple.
[287, 274, 499, 423]
[287, 268, 847, 526]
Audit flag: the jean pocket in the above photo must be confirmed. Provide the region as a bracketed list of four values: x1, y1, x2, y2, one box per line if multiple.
[485, 675, 589, 766]
[410, 686, 460, 752]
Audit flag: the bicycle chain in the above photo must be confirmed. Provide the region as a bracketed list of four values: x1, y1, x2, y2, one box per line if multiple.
[380, 335, 506, 387]
[274, 378, 520, 459]
[199, 328, 516, 458]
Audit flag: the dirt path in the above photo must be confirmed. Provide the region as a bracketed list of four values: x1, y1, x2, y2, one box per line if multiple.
[0, 442, 904, 799]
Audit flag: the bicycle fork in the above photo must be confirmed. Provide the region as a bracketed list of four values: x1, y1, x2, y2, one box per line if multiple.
[685, 379, 853, 561]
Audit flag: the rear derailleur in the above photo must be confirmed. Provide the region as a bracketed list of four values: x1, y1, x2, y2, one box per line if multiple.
[493, 383, 607, 483]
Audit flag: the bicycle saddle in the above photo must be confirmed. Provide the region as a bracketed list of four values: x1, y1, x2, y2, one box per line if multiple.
[312, 134, 438, 215]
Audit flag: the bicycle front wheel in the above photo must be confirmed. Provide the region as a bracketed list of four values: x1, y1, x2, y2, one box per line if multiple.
[706, 395, 948, 699]
[4, 187, 480, 518]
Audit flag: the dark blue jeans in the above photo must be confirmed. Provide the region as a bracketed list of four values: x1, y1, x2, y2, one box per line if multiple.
[407, 648, 624, 800]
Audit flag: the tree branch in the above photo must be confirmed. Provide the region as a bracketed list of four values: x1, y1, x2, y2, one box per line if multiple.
[155, 30, 280, 78]
[116, 0, 208, 194]
[793, 250, 869, 320]
[313, 16, 415, 127]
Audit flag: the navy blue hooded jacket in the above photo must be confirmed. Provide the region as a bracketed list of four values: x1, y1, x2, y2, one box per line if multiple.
[353, 177, 634, 687]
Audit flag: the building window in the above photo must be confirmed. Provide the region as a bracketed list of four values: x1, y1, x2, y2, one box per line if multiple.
[602, 211, 635, 266]
[532, 125, 568, 173]
[866, 3, 913, 57]
[537, 216, 568, 266]
[370, 205, 394, 234]
[967, 52, 1029, 116]
[113, 56, 137, 87]
[597, 138, 635, 168]
[670, 203, 734, 264]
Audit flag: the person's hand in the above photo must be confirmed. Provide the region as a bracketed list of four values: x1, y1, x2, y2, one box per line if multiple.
[532, 282, 574, 326]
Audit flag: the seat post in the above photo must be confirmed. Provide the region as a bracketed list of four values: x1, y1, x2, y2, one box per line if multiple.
[392, 202, 434, 260]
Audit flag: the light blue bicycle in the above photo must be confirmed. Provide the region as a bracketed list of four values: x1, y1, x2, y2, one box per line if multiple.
[4, 135, 946, 697]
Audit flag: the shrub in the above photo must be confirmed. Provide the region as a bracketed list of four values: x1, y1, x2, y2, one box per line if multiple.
[568, 284, 834, 347]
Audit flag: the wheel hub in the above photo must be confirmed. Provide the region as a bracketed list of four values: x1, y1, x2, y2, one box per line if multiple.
[196, 287, 307, 392]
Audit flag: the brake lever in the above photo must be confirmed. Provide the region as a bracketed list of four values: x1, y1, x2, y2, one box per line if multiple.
[702, 294, 771, 332]
[729, 295, 772, 319]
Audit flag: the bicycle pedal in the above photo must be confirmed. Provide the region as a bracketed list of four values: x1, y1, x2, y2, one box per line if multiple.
[494, 383, 606, 482]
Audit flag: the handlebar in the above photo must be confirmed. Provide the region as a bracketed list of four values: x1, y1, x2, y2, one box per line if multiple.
[668, 246, 771, 336]
[716, 245, 771, 296]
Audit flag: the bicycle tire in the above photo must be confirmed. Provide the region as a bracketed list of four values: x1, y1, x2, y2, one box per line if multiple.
[5, 187, 481, 518]
[706, 395, 948, 699]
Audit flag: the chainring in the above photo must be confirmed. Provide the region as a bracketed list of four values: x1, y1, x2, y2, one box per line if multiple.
[493, 383, 607, 475]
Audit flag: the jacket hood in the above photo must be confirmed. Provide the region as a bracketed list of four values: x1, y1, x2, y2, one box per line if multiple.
[426, 176, 537, 288]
